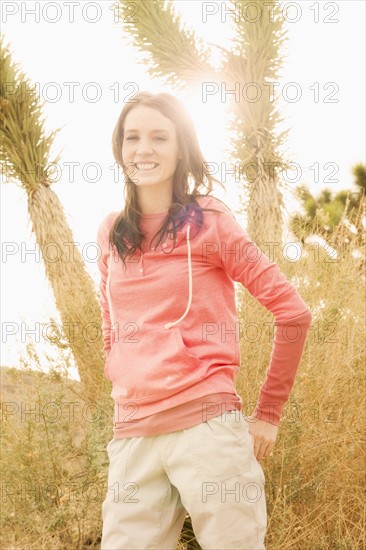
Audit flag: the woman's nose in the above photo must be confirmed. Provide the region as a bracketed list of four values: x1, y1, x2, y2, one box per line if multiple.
[136, 139, 154, 154]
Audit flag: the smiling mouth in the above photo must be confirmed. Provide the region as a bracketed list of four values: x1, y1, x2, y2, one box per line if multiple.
[135, 163, 159, 171]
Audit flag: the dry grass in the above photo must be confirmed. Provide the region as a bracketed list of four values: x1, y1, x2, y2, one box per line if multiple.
[1, 204, 365, 549]
[236, 201, 365, 549]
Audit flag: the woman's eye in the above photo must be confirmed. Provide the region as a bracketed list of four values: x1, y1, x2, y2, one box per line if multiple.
[125, 137, 166, 141]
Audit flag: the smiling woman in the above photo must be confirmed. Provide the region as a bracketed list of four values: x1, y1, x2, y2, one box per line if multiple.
[96, 90, 313, 550]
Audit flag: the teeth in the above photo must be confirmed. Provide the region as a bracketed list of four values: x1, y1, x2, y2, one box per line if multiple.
[136, 163, 158, 170]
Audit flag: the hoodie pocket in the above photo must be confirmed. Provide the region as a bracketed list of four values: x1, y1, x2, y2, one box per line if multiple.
[104, 325, 210, 402]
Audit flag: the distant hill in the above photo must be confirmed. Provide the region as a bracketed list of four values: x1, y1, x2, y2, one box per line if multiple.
[0, 365, 82, 405]
[0, 366, 88, 446]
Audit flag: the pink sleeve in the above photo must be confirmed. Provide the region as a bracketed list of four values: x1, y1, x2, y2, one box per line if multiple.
[215, 204, 313, 425]
[96, 216, 113, 358]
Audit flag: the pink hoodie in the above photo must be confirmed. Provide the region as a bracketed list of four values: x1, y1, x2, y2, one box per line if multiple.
[96, 195, 312, 436]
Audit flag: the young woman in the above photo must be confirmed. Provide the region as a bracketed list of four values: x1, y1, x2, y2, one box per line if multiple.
[97, 91, 312, 549]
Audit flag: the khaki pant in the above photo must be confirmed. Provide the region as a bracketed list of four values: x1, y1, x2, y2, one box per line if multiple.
[101, 410, 267, 549]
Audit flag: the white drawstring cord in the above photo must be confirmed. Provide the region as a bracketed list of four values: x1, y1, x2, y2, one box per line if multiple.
[164, 223, 192, 330]
[107, 224, 193, 333]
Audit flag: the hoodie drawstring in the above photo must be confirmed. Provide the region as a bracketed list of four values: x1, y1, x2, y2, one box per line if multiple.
[164, 223, 192, 330]
[106, 222, 193, 331]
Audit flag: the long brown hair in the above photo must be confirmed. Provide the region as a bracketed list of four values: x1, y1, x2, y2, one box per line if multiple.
[109, 91, 226, 266]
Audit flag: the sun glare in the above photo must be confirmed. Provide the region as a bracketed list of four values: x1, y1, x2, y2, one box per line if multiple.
[181, 89, 239, 205]
[183, 90, 229, 158]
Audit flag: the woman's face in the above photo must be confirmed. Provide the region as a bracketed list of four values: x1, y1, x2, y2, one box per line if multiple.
[121, 105, 181, 191]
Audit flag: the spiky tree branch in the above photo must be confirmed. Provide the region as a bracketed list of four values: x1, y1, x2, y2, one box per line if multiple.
[117, 0, 219, 91]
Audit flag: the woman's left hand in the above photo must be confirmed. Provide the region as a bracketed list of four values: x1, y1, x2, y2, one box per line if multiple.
[243, 415, 279, 461]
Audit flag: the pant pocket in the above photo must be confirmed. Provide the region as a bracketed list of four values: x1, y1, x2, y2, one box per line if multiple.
[186, 412, 253, 481]
[105, 438, 133, 495]
[106, 437, 115, 456]
[240, 416, 266, 486]
[216, 411, 266, 486]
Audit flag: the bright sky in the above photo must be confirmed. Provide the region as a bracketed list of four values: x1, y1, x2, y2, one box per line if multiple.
[1, 0, 365, 377]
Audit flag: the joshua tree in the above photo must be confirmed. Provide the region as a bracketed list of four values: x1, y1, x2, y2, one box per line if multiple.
[0, 37, 110, 403]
